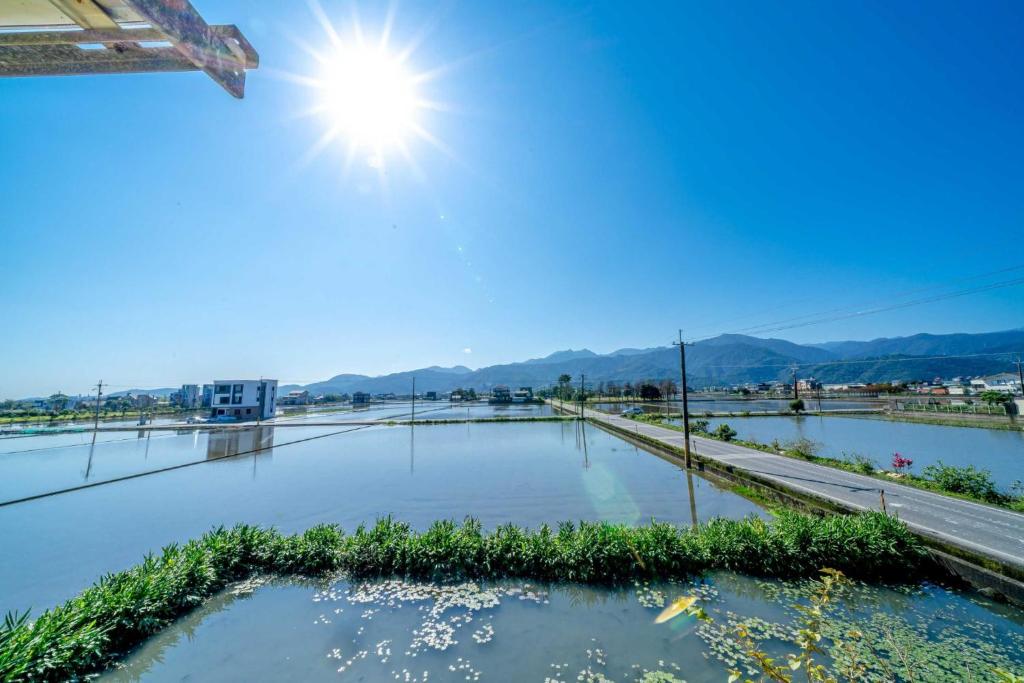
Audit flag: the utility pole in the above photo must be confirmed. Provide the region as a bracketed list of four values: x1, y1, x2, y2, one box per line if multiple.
[673, 330, 692, 469]
[579, 374, 585, 418]
[92, 380, 103, 431]
[1016, 356, 1024, 398]
[791, 366, 799, 400]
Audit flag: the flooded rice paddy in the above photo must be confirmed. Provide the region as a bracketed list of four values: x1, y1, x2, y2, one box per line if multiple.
[0, 420, 762, 615]
[101, 572, 1024, 682]
[595, 398, 882, 414]
[702, 415, 1024, 489]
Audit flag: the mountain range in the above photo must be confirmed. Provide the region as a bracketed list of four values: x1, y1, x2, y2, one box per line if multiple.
[280, 329, 1024, 395]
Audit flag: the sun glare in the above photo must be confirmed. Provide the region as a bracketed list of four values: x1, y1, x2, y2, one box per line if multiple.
[286, 3, 453, 179]
[319, 46, 418, 149]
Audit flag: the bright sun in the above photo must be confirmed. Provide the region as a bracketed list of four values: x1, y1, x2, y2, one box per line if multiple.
[319, 45, 419, 149]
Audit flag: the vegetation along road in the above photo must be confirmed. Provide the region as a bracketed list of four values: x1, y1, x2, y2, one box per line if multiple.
[554, 401, 1024, 587]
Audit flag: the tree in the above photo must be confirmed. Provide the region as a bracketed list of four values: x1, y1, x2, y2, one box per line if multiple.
[639, 383, 661, 401]
[557, 374, 572, 400]
[789, 398, 805, 414]
[979, 390, 1013, 407]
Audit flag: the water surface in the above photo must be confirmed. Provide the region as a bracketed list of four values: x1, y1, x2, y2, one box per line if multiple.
[702, 415, 1024, 488]
[101, 573, 1024, 682]
[0, 421, 762, 614]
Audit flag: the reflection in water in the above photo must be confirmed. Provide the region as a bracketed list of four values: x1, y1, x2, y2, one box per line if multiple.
[686, 469, 698, 530]
[205, 427, 275, 463]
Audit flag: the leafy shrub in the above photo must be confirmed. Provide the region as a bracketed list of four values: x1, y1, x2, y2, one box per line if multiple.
[784, 437, 820, 459]
[690, 418, 709, 433]
[789, 398, 805, 413]
[921, 461, 1001, 502]
[845, 452, 877, 475]
[714, 423, 738, 441]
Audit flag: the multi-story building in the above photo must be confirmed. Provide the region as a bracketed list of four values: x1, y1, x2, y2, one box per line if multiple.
[201, 384, 214, 408]
[210, 379, 277, 421]
[178, 384, 200, 409]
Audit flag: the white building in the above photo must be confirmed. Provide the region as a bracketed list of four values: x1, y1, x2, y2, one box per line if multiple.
[970, 373, 1021, 395]
[210, 379, 277, 421]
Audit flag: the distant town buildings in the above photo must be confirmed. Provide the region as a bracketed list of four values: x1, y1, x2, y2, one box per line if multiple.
[279, 390, 310, 406]
[175, 384, 200, 409]
[210, 379, 277, 421]
[352, 391, 371, 405]
[201, 384, 214, 408]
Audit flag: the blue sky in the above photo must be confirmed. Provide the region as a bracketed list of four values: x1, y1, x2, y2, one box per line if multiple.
[1, 0, 1021, 397]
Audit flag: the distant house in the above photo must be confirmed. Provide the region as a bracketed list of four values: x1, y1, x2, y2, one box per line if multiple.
[134, 394, 157, 409]
[210, 380, 277, 421]
[352, 392, 371, 405]
[449, 391, 464, 402]
[512, 387, 534, 402]
[423, 391, 438, 401]
[489, 385, 512, 404]
[280, 390, 310, 406]
[796, 378, 820, 392]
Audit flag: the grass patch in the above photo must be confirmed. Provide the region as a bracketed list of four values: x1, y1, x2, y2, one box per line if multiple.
[1, 512, 927, 681]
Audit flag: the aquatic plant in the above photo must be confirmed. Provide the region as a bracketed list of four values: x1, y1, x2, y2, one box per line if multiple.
[0, 512, 927, 682]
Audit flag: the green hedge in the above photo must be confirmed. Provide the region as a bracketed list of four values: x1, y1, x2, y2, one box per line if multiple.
[1, 511, 928, 682]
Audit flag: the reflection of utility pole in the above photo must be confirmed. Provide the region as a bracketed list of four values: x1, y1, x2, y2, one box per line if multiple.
[579, 374, 585, 418]
[86, 380, 103, 480]
[685, 469, 698, 530]
[411, 377, 416, 422]
[672, 331, 692, 469]
[580, 418, 590, 469]
[410, 423, 415, 475]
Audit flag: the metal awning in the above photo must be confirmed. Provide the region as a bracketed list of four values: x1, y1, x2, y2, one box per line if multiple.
[0, 0, 258, 97]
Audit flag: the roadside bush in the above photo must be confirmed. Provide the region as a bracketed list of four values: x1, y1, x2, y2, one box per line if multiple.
[789, 398, 805, 414]
[690, 418, 709, 433]
[844, 452, 877, 475]
[921, 461, 1001, 502]
[713, 423, 737, 441]
[784, 437, 820, 459]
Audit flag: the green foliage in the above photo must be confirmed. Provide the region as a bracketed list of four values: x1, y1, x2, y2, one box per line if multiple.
[843, 453, 877, 475]
[714, 423, 738, 441]
[789, 399, 805, 414]
[979, 390, 1013, 406]
[0, 513, 927, 682]
[783, 438, 820, 460]
[921, 461, 1002, 502]
[690, 418, 709, 433]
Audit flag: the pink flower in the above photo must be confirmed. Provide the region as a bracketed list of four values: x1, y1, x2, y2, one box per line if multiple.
[891, 452, 913, 472]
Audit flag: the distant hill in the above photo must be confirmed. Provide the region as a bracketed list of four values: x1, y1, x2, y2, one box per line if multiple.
[286, 329, 1024, 394]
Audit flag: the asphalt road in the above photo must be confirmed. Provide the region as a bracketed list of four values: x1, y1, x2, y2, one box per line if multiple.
[563, 402, 1024, 573]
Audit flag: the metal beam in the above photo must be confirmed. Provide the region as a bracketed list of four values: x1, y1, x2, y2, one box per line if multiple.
[120, 0, 252, 98]
[46, 0, 119, 30]
[0, 25, 257, 78]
